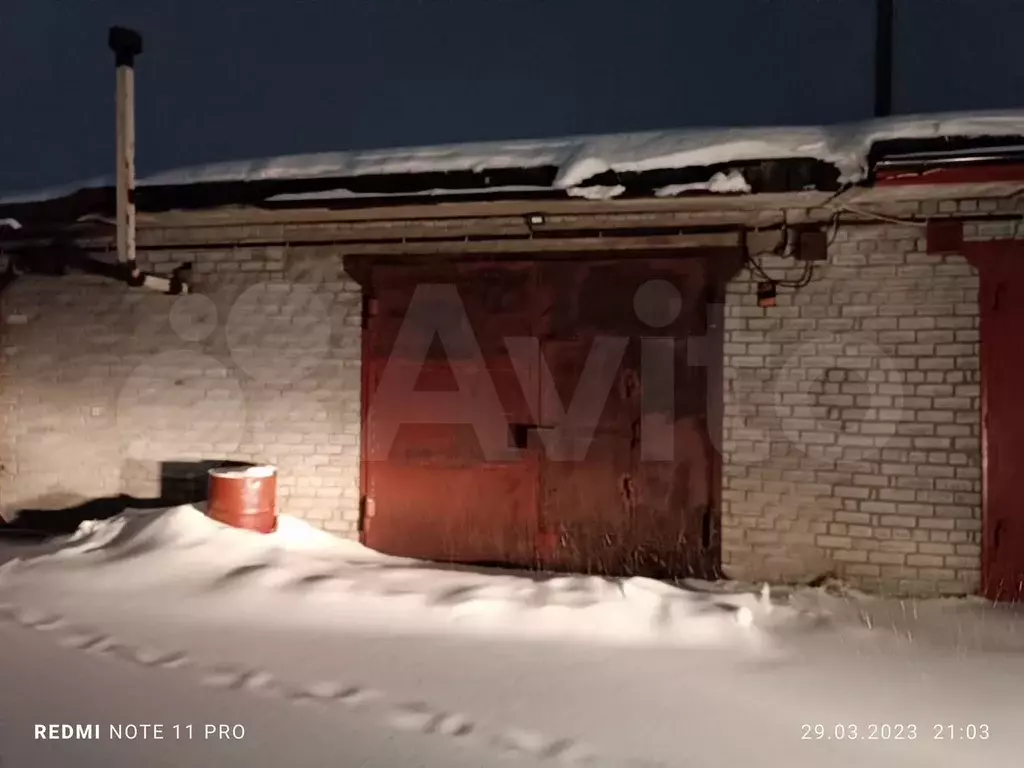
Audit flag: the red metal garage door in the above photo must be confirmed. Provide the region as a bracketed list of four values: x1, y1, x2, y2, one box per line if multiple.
[533, 257, 728, 579]
[971, 241, 1024, 601]
[362, 251, 737, 578]
[363, 261, 540, 565]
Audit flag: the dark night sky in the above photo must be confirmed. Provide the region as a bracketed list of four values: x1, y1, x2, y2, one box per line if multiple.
[1, 0, 1022, 194]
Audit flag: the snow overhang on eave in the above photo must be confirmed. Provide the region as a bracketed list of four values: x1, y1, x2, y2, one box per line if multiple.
[8, 109, 1024, 230]
[0, 157, 837, 230]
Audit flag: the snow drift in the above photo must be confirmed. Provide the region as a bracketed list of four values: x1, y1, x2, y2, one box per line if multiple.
[3, 506, 1024, 768]
[0, 504, 781, 649]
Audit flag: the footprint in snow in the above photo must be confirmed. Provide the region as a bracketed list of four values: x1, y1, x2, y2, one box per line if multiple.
[388, 702, 474, 738]
[541, 739, 596, 764]
[287, 681, 344, 705]
[131, 647, 190, 669]
[333, 685, 379, 707]
[0, 599, 639, 766]
[10, 608, 64, 631]
[59, 631, 112, 651]
[200, 666, 292, 698]
[30, 615, 66, 631]
[106, 642, 157, 662]
[495, 729, 551, 754]
[287, 682, 380, 708]
[84, 637, 135, 658]
[494, 730, 596, 764]
[243, 671, 286, 697]
[201, 666, 272, 691]
[48, 620, 191, 670]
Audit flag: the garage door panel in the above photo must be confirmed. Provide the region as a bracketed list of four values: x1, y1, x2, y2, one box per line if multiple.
[368, 463, 537, 564]
[538, 257, 712, 337]
[367, 361, 537, 429]
[371, 262, 535, 323]
[364, 261, 540, 564]
[538, 338, 639, 431]
[367, 312, 531, 362]
[369, 424, 494, 467]
[536, 339, 710, 430]
[538, 432, 633, 573]
[627, 419, 718, 578]
[537, 425, 716, 578]
[976, 243, 1024, 601]
[535, 256, 724, 579]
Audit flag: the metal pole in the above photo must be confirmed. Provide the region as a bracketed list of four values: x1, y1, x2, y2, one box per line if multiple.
[875, 0, 894, 118]
[108, 27, 143, 272]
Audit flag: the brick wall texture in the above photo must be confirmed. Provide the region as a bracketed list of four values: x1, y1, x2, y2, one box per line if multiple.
[0, 201, 1013, 595]
[721, 222, 984, 596]
[0, 246, 363, 536]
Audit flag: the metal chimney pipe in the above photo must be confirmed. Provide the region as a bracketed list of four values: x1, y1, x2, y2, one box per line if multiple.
[108, 26, 143, 275]
[874, 0, 894, 118]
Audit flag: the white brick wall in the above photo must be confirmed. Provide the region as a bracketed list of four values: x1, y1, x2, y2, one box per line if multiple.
[721, 223, 983, 596]
[0, 246, 363, 536]
[0, 199, 1015, 593]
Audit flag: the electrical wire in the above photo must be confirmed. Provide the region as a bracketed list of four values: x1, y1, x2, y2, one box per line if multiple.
[747, 193, 1024, 296]
[830, 202, 925, 227]
[837, 200, 1024, 238]
[744, 214, 831, 291]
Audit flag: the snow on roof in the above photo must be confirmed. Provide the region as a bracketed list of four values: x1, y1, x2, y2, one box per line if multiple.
[265, 184, 553, 202]
[5, 110, 1024, 206]
[655, 170, 753, 197]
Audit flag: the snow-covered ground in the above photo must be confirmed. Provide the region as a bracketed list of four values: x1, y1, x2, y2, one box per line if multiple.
[0, 505, 1022, 767]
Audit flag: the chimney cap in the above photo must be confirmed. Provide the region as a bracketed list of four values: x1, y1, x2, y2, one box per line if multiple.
[108, 26, 143, 60]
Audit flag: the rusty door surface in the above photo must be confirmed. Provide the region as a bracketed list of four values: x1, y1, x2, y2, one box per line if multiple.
[534, 256, 727, 579]
[363, 261, 540, 565]
[362, 252, 734, 578]
[975, 241, 1024, 601]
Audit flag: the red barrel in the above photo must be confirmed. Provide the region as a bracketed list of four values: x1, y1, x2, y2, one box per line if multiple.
[206, 465, 278, 534]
